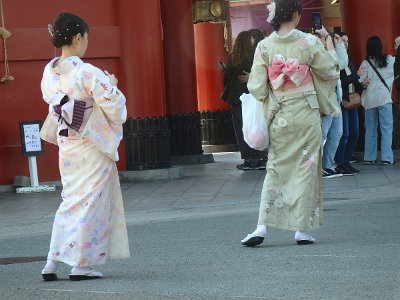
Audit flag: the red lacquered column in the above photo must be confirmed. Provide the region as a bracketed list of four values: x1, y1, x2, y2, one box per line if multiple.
[115, 0, 166, 118]
[160, 0, 198, 114]
[341, 0, 396, 67]
[194, 22, 230, 111]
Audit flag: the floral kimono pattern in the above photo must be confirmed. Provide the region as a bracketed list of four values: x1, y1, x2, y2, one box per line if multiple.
[248, 30, 340, 231]
[40, 56, 130, 266]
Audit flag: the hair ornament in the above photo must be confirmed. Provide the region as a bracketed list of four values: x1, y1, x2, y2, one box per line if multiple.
[267, 1, 276, 23]
[47, 24, 54, 37]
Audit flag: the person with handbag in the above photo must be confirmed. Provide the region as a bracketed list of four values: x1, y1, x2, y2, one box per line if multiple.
[320, 32, 347, 179]
[358, 36, 395, 165]
[40, 12, 130, 281]
[334, 32, 363, 175]
[241, 0, 340, 247]
[222, 30, 265, 171]
[394, 36, 400, 102]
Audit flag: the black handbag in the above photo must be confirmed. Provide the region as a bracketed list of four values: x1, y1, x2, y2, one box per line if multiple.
[220, 84, 231, 102]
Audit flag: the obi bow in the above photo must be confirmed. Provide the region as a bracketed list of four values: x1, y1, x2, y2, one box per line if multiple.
[49, 93, 86, 134]
[268, 54, 310, 90]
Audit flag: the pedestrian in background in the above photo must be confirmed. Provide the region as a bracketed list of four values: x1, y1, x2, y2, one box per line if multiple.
[223, 30, 265, 170]
[40, 12, 130, 281]
[358, 36, 395, 165]
[320, 32, 347, 179]
[241, 0, 339, 247]
[334, 32, 363, 175]
[394, 36, 400, 102]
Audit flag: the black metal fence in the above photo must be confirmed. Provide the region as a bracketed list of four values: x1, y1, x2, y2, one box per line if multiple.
[200, 109, 236, 145]
[169, 112, 203, 156]
[124, 117, 171, 170]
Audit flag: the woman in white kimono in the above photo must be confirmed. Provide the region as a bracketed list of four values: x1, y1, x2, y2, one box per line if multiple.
[40, 12, 130, 280]
[241, 0, 340, 247]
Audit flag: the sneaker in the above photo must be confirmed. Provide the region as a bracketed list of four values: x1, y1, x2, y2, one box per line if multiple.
[236, 163, 244, 170]
[322, 168, 343, 179]
[349, 155, 359, 163]
[242, 160, 252, 171]
[335, 163, 355, 176]
[381, 160, 395, 165]
[256, 159, 267, 170]
[364, 160, 376, 165]
[345, 162, 360, 174]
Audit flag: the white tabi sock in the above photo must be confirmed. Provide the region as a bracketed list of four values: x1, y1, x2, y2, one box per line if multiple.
[253, 224, 267, 237]
[294, 231, 316, 242]
[42, 260, 59, 274]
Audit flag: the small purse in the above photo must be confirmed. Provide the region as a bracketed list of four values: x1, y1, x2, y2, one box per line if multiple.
[220, 84, 231, 102]
[342, 93, 361, 110]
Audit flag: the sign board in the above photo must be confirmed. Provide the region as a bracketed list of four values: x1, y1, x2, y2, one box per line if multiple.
[19, 120, 44, 156]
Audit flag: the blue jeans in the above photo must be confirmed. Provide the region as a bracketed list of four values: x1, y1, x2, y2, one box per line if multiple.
[322, 115, 343, 169]
[335, 107, 359, 164]
[364, 103, 393, 162]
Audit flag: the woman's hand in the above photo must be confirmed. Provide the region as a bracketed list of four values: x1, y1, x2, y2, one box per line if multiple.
[315, 26, 329, 42]
[104, 70, 118, 86]
[238, 71, 250, 83]
[361, 78, 370, 88]
[333, 33, 342, 45]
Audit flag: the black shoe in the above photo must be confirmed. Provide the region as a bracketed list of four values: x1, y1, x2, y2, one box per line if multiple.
[296, 240, 315, 245]
[364, 160, 376, 165]
[42, 273, 57, 281]
[242, 160, 252, 171]
[322, 168, 342, 178]
[241, 233, 265, 247]
[336, 164, 354, 176]
[349, 155, 359, 163]
[381, 160, 395, 165]
[256, 159, 266, 170]
[236, 163, 244, 170]
[344, 162, 359, 174]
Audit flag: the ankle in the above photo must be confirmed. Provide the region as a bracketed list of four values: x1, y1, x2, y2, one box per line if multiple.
[43, 260, 59, 273]
[254, 225, 267, 237]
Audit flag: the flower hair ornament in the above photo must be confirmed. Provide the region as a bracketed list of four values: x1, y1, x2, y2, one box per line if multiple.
[266, 1, 276, 23]
[47, 24, 54, 37]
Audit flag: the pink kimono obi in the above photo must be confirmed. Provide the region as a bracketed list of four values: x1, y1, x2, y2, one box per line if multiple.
[267, 54, 314, 96]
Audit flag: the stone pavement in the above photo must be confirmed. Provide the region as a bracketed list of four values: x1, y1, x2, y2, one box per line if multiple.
[0, 152, 399, 239]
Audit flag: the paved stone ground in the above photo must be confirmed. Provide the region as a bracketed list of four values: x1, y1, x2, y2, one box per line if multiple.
[0, 152, 399, 299]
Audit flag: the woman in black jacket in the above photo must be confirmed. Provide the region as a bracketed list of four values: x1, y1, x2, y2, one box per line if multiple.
[223, 30, 265, 170]
[335, 32, 364, 173]
[394, 36, 400, 102]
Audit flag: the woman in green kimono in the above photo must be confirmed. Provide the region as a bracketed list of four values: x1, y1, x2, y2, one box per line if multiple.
[241, 0, 340, 246]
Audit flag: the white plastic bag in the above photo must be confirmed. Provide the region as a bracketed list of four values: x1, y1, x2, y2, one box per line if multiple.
[240, 93, 269, 150]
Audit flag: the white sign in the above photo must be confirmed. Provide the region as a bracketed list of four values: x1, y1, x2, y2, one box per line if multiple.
[23, 123, 42, 153]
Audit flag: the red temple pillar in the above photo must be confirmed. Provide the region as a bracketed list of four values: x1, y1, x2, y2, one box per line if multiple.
[194, 22, 230, 111]
[341, 0, 397, 67]
[115, 0, 166, 118]
[160, 0, 198, 114]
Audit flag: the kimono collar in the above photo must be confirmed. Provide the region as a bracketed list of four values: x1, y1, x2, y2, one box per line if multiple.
[50, 56, 83, 75]
[269, 29, 318, 46]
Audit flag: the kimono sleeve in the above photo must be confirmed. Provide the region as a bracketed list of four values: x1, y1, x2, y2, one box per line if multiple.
[309, 39, 340, 81]
[247, 44, 269, 103]
[80, 64, 127, 126]
[335, 42, 348, 71]
[40, 70, 52, 104]
[309, 39, 341, 116]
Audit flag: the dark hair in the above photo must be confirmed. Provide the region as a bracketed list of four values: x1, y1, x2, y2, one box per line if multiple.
[248, 29, 264, 46]
[231, 31, 253, 67]
[366, 36, 388, 68]
[51, 12, 89, 48]
[271, 0, 302, 31]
